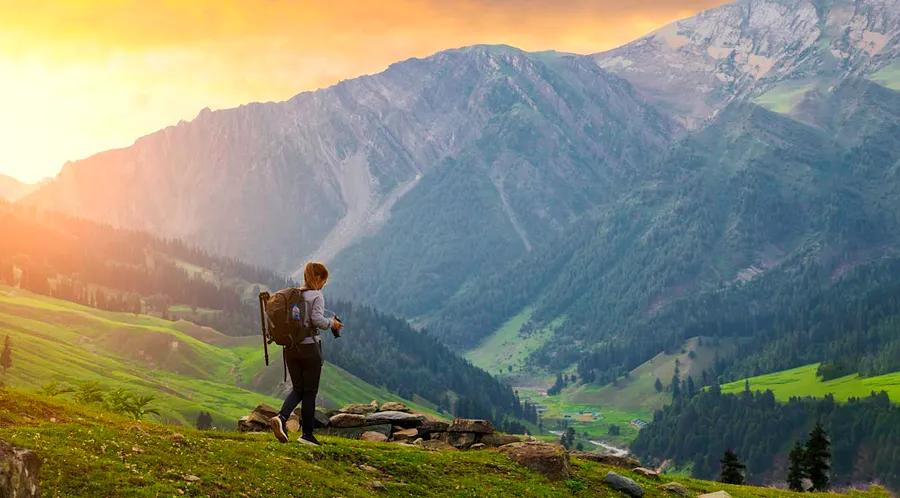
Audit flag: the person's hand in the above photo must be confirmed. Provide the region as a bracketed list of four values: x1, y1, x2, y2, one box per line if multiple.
[332, 318, 344, 331]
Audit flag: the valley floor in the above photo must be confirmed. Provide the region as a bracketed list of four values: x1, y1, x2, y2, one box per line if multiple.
[0, 389, 891, 498]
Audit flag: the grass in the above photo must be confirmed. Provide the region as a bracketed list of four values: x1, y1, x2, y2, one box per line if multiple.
[0, 285, 438, 427]
[869, 62, 900, 91]
[0, 389, 890, 498]
[520, 337, 735, 446]
[465, 307, 564, 377]
[721, 364, 900, 403]
[754, 81, 816, 114]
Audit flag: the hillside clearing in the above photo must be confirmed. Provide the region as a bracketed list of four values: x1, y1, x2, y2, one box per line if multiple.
[721, 364, 900, 402]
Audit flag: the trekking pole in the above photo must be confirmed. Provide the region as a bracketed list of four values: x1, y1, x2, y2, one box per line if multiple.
[258, 292, 270, 366]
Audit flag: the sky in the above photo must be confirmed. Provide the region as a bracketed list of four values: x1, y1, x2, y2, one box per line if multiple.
[0, 0, 727, 183]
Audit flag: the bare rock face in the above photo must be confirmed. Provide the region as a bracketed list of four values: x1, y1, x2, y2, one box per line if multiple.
[603, 472, 644, 498]
[329, 413, 368, 428]
[360, 431, 389, 442]
[447, 418, 493, 434]
[0, 440, 41, 498]
[498, 442, 570, 481]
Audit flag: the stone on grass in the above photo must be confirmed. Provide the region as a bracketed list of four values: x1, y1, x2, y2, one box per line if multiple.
[603, 471, 644, 497]
[570, 451, 640, 468]
[365, 411, 425, 428]
[470, 443, 486, 450]
[368, 480, 386, 491]
[633, 467, 660, 479]
[417, 439, 457, 451]
[339, 403, 378, 415]
[699, 492, 732, 498]
[360, 431, 389, 442]
[659, 482, 690, 496]
[435, 431, 477, 449]
[321, 424, 392, 440]
[447, 418, 493, 434]
[391, 428, 419, 442]
[379, 401, 411, 412]
[0, 440, 41, 498]
[480, 433, 527, 447]
[329, 413, 368, 428]
[247, 404, 278, 425]
[498, 442, 570, 481]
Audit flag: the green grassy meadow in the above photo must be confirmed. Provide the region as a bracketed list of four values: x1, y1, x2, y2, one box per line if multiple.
[754, 81, 816, 113]
[721, 363, 900, 402]
[1, 389, 890, 498]
[465, 307, 565, 377]
[0, 285, 436, 427]
[870, 62, 900, 91]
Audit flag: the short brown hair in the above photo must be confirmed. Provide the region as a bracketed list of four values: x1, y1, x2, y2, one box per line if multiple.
[303, 261, 329, 290]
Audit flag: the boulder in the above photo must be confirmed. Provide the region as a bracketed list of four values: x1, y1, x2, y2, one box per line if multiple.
[603, 472, 644, 498]
[329, 413, 368, 428]
[659, 482, 690, 496]
[699, 492, 732, 498]
[285, 413, 301, 433]
[237, 416, 267, 433]
[391, 428, 419, 442]
[379, 401, 411, 413]
[0, 440, 41, 498]
[480, 433, 527, 447]
[365, 411, 425, 428]
[570, 451, 641, 468]
[339, 402, 378, 415]
[247, 404, 278, 425]
[498, 442, 570, 481]
[434, 431, 477, 449]
[633, 467, 661, 479]
[470, 443, 486, 450]
[360, 431, 389, 442]
[447, 418, 493, 434]
[416, 420, 449, 438]
[416, 439, 457, 451]
[321, 424, 392, 440]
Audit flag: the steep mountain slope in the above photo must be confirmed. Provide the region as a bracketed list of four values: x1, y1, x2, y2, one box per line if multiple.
[0, 174, 34, 201]
[25, 46, 675, 317]
[595, 0, 900, 127]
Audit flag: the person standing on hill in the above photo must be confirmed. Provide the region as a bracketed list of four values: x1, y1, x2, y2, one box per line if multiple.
[269, 262, 342, 446]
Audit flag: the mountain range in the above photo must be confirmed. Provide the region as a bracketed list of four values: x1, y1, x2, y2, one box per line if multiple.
[20, 0, 900, 382]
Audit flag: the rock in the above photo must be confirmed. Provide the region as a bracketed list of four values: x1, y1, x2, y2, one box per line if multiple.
[360, 431, 389, 442]
[418, 439, 458, 451]
[339, 403, 378, 415]
[498, 442, 570, 481]
[379, 401, 411, 412]
[412, 438, 424, 445]
[169, 433, 187, 443]
[570, 451, 641, 468]
[329, 413, 368, 428]
[434, 431, 477, 449]
[285, 414, 301, 433]
[368, 480, 386, 491]
[247, 404, 278, 425]
[633, 467, 660, 479]
[358, 464, 380, 473]
[416, 420, 449, 438]
[312, 408, 330, 428]
[0, 440, 41, 498]
[365, 411, 425, 428]
[659, 482, 690, 496]
[237, 416, 267, 432]
[391, 428, 419, 442]
[447, 418, 493, 434]
[470, 443, 486, 450]
[603, 471, 644, 498]
[479, 433, 527, 447]
[183, 475, 201, 483]
[321, 424, 392, 440]
[699, 492, 732, 498]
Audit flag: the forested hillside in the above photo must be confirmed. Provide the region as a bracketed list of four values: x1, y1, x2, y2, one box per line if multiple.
[0, 202, 527, 422]
[632, 387, 900, 490]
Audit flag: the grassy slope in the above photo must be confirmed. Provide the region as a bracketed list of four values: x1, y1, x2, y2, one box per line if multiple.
[0, 390, 889, 498]
[870, 62, 900, 91]
[754, 81, 816, 113]
[522, 337, 734, 445]
[0, 286, 436, 426]
[721, 363, 900, 402]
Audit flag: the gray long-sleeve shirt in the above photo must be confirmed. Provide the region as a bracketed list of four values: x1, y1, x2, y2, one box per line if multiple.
[300, 289, 333, 344]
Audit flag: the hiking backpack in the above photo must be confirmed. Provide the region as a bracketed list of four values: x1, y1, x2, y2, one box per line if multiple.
[259, 287, 318, 349]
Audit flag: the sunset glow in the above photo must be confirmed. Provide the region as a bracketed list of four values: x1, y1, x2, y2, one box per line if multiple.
[0, 0, 726, 183]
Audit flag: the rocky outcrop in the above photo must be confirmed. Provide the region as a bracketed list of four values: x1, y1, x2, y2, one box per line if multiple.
[603, 471, 644, 497]
[365, 411, 425, 427]
[447, 418, 493, 434]
[498, 442, 570, 481]
[329, 413, 368, 428]
[0, 440, 41, 498]
[659, 482, 690, 496]
[379, 402, 410, 413]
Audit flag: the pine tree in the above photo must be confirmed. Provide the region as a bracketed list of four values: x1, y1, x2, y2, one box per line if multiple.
[654, 378, 663, 392]
[719, 449, 746, 484]
[0, 335, 11, 373]
[787, 440, 806, 491]
[804, 422, 831, 491]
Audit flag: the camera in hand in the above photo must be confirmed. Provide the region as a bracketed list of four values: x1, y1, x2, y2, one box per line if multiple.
[331, 315, 343, 338]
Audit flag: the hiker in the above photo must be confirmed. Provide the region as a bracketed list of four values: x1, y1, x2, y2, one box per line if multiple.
[269, 261, 343, 446]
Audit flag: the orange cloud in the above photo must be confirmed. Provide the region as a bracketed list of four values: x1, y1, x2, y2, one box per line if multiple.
[0, 0, 727, 182]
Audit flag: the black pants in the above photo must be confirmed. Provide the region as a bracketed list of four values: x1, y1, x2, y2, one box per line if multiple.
[277, 342, 323, 436]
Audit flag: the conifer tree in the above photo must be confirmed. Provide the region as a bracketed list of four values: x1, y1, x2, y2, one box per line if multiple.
[787, 440, 806, 491]
[654, 377, 663, 392]
[804, 422, 831, 491]
[0, 335, 11, 373]
[719, 449, 746, 484]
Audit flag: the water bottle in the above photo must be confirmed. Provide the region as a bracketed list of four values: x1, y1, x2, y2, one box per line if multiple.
[291, 304, 301, 321]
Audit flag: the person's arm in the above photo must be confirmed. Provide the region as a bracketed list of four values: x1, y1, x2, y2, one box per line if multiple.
[309, 293, 334, 331]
